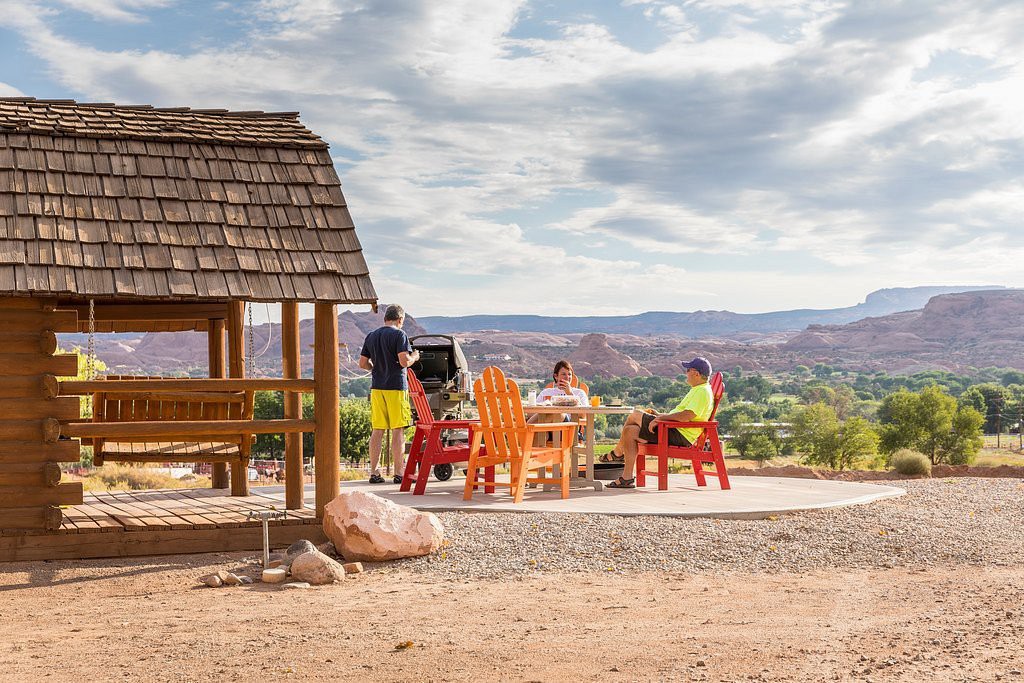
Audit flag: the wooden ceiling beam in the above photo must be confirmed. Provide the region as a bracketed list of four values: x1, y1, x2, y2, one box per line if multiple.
[63, 303, 230, 322]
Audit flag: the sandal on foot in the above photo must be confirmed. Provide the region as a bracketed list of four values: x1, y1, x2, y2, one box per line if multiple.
[599, 451, 625, 463]
[369, 472, 385, 484]
[393, 475, 403, 485]
[607, 476, 635, 489]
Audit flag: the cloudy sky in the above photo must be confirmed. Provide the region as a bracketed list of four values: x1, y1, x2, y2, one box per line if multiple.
[1, 0, 1023, 317]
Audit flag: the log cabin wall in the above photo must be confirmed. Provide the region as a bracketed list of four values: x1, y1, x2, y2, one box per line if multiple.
[0, 297, 84, 531]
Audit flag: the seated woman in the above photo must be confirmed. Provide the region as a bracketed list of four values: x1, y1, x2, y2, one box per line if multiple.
[529, 359, 588, 446]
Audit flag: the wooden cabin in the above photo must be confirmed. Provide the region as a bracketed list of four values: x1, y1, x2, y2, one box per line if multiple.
[0, 98, 377, 544]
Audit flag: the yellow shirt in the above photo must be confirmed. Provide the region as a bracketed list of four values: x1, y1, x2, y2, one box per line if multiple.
[669, 382, 714, 443]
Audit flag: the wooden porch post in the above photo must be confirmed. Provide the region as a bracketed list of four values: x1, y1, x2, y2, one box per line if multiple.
[314, 302, 339, 516]
[282, 302, 303, 510]
[208, 318, 229, 489]
[227, 301, 249, 496]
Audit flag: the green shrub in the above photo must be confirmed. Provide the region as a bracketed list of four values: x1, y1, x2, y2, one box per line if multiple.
[889, 449, 932, 476]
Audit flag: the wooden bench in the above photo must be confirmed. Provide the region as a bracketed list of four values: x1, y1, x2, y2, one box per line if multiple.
[90, 375, 255, 496]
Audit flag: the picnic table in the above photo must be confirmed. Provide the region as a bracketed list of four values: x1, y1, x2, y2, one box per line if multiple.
[523, 403, 634, 491]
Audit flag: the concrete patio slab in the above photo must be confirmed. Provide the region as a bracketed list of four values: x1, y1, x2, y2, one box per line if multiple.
[255, 475, 905, 520]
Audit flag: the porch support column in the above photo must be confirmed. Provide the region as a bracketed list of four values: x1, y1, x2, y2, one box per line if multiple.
[314, 302, 339, 516]
[227, 300, 249, 496]
[282, 302, 303, 510]
[208, 318, 229, 489]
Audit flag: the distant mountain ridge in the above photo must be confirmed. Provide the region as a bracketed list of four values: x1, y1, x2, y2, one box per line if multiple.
[419, 286, 1004, 337]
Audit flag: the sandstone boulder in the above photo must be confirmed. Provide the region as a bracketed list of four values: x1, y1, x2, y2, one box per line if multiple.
[323, 491, 444, 562]
[289, 549, 347, 585]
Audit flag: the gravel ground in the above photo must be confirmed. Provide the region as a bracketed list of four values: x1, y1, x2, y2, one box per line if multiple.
[386, 478, 1024, 577]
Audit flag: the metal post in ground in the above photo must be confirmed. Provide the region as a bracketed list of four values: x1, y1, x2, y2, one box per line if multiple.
[247, 509, 288, 568]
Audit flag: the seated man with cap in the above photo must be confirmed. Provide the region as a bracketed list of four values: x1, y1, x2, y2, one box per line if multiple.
[606, 357, 715, 489]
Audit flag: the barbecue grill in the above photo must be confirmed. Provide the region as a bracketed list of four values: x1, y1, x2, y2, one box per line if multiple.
[408, 335, 472, 481]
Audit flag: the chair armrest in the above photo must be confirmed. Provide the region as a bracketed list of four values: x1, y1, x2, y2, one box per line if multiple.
[527, 422, 577, 432]
[434, 420, 479, 430]
[655, 420, 717, 430]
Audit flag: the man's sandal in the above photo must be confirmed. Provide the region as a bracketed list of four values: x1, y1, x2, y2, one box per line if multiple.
[607, 476, 635, 489]
[599, 451, 625, 463]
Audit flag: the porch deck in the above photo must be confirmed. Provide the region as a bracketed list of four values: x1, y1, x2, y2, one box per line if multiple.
[0, 487, 325, 563]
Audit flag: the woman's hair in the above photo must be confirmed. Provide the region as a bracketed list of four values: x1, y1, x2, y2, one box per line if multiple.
[552, 359, 573, 379]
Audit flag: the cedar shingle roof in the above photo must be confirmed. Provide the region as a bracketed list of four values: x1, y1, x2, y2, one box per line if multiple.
[0, 97, 376, 304]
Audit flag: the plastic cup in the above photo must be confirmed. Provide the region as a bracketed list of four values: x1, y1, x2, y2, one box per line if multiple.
[527, 390, 538, 406]
[591, 396, 600, 407]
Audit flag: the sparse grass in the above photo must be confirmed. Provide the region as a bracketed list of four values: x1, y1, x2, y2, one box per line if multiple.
[80, 464, 211, 492]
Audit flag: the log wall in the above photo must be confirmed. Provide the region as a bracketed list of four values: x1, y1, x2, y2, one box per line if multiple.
[0, 298, 83, 531]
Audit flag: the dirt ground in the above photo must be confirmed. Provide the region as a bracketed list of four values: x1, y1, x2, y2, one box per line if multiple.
[1, 554, 1021, 682]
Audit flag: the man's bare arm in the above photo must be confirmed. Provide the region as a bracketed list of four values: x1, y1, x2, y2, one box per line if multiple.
[653, 409, 697, 423]
[358, 355, 372, 371]
[397, 349, 420, 368]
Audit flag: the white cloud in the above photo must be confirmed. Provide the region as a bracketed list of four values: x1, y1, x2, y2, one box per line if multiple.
[0, 81, 24, 96]
[3, 0, 1024, 315]
[54, 0, 173, 22]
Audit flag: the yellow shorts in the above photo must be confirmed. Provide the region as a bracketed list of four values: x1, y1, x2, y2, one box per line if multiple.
[370, 389, 412, 430]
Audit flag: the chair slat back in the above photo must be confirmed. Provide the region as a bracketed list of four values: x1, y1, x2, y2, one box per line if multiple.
[474, 366, 525, 461]
[708, 372, 725, 421]
[407, 371, 435, 426]
[690, 372, 725, 450]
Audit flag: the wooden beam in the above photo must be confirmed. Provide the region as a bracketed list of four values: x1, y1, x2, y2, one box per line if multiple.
[1, 506, 62, 531]
[0, 462, 62, 487]
[4, 309, 78, 333]
[209, 318, 229, 489]
[0, 397, 81, 421]
[226, 301, 248, 496]
[100, 391, 245, 403]
[0, 375, 59, 400]
[0, 440, 81, 464]
[61, 419, 316, 439]
[282, 302, 304, 510]
[314, 302, 339, 516]
[0, 330, 58, 355]
[64, 303, 229, 322]
[0, 297, 56, 311]
[0, 418, 61, 442]
[0, 482, 83, 507]
[0, 519, 327, 563]
[59, 378, 317, 394]
[0, 354, 78, 377]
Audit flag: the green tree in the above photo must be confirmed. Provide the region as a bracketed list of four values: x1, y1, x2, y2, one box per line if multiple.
[878, 386, 983, 464]
[339, 399, 372, 464]
[252, 391, 285, 458]
[790, 403, 877, 470]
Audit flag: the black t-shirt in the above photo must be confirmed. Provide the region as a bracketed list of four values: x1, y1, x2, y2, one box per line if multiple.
[360, 325, 413, 390]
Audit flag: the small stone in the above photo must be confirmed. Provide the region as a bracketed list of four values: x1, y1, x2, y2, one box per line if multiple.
[342, 562, 364, 574]
[318, 541, 338, 557]
[239, 576, 254, 585]
[281, 582, 310, 590]
[223, 573, 243, 586]
[268, 559, 283, 569]
[201, 574, 223, 588]
[286, 539, 317, 561]
[262, 568, 288, 584]
[696, 660, 706, 667]
[290, 549, 347, 585]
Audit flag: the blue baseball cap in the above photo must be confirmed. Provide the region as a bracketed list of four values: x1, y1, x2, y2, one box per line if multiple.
[681, 357, 712, 377]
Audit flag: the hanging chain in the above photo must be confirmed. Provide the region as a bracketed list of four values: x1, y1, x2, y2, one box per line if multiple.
[84, 299, 96, 415]
[86, 299, 96, 381]
[247, 302, 256, 377]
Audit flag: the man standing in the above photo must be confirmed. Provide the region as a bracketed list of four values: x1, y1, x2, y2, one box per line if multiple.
[606, 357, 715, 489]
[358, 304, 420, 484]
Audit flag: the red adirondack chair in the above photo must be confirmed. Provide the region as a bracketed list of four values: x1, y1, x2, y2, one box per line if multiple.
[635, 371, 730, 491]
[401, 371, 492, 495]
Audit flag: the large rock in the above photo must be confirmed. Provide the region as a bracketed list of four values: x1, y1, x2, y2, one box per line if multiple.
[289, 549, 347, 585]
[323, 491, 444, 562]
